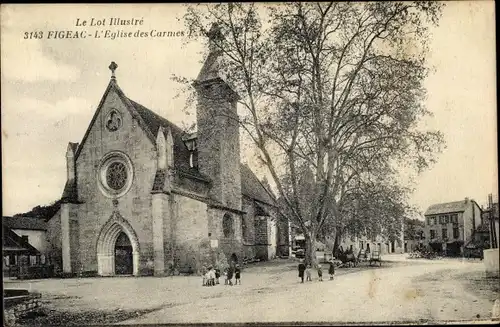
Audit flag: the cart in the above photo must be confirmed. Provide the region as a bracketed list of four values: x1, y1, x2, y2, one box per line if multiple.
[369, 250, 382, 267]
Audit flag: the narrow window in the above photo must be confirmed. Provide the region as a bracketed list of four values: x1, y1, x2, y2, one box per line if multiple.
[223, 213, 233, 238]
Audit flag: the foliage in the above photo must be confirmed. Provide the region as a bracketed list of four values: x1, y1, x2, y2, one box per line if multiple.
[14, 200, 62, 220]
[178, 2, 446, 264]
[404, 217, 425, 240]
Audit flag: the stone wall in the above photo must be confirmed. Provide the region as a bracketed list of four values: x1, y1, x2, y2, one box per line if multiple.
[207, 207, 244, 264]
[196, 82, 242, 211]
[172, 194, 209, 272]
[75, 88, 158, 275]
[4, 292, 42, 327]
[45, 209, 62, 274]
[241, 197, 256, 245]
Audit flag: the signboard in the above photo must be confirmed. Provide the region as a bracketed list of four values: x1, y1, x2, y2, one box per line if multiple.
[210, 239, 219, 248]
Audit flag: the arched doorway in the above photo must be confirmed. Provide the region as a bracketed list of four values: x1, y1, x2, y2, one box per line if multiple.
[114, 232, 133, 275]
[97, 214, 140, 276]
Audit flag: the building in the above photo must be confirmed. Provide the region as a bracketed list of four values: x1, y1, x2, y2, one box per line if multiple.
[482, 198, 499, 249]
[2, 220, 45, 276]
[42, 26, 288, 277]
[423, 198, 482, 256]
[482, 195, 499, 277]
[339, 233, 404, 256]
[2, 216, 47, 257]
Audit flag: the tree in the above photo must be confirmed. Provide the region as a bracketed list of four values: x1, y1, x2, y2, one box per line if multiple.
[404, 217, 425, 241]
[14, 199, 62, 220]
[179, 2, 445, 265]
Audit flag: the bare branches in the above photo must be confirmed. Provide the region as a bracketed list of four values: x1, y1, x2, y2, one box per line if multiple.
[177, 2, 445, 255]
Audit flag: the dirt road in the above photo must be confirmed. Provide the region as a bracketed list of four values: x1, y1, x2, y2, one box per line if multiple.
[121, 256, 498, 324]
[5, 255, 498, 325]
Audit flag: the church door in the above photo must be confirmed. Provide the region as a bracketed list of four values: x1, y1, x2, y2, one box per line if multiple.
[114, 232, 133, 275]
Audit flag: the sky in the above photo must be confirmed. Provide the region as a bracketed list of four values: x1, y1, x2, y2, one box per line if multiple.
[1, 2, 497, 218]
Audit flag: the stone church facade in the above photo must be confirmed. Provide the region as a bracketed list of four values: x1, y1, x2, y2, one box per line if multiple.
[45, 30, 289, 276]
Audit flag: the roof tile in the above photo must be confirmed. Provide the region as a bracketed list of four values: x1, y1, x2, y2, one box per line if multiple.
[2, 216, 47, 231]
[424, 200, 469, 216]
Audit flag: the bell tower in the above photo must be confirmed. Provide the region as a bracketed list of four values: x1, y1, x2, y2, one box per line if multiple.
[193, 23, 242, 211]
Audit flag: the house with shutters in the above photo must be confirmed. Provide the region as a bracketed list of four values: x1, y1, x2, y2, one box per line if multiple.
[423, 197, 482, 256]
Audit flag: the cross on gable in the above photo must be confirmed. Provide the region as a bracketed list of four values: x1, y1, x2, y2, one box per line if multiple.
[109, 61, 118, 79]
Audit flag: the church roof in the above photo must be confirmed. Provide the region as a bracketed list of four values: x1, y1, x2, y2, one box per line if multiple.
[128, 99, 207, 180]
[241, 164, 276, 206]
[128, 97, 275, 206]
[73, 74, 273, 206]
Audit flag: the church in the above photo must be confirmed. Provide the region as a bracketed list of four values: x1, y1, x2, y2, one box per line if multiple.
[44, 29, 289, 277]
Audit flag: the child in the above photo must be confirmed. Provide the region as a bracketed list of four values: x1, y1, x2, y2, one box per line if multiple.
[215, 267, 221, 285]
[328, 259, 335, 280]
[210, 267, 217, 286]
[201, 266, 208, 286]
[223, 269, 229, 285]
[317, 264, 323, 281]
[305, 264, 312, 282]
[298, 260, 306, 283]
[234, 264, 241, 285]
[227, 266, 234, 286]
[203, 270, 211, 286]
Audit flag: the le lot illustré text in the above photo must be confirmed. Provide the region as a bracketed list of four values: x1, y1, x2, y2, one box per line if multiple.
[23, 17, 185, 40]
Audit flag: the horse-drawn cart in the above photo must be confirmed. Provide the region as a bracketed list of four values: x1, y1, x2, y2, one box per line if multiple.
[369, 250, 382, 267]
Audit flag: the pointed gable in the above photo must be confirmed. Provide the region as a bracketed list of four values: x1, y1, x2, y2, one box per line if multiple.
[74, 79, 155, 160]
[73, 75, 209, 183]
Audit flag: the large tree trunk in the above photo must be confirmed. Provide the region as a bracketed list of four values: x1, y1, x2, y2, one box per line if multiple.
[304, 231, 316, 266]
[332, 229, 342, 258]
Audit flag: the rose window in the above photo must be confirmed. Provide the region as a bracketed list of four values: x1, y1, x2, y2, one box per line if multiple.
[106, 162, 127, 190]
[98, 151, 134, 198]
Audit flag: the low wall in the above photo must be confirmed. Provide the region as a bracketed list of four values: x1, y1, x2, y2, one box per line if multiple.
[4, 291, 42, 326]
[483, 248, 499, 277]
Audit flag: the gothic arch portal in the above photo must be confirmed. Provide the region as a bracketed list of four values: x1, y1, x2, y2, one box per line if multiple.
[96, 212, 140, 276]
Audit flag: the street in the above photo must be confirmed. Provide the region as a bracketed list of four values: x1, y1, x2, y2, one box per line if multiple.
[4, 255, 499, 325]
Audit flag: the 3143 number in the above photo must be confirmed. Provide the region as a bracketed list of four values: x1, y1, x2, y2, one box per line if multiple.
[24, 31, 44, 39]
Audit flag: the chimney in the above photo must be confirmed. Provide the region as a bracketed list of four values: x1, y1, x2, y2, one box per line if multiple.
[464, 197, 469, 204]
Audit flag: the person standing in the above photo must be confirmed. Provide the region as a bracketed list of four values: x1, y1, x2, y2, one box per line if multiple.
[227, 265, 234, 286]
[328, 259, 335, 280]
[305, 264, 312, 282]
[215, 267, 221, 285]
[234, 264, 241, 285]
[317, 264, 323, 281]
[298, 260, 306, 283]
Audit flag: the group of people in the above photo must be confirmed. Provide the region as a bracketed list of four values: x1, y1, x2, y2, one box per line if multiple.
[297, 259, 336, 283]
[202, 264, 241, 286]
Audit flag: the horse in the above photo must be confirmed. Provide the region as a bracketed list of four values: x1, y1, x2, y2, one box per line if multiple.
[335, 246, 358, 268]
